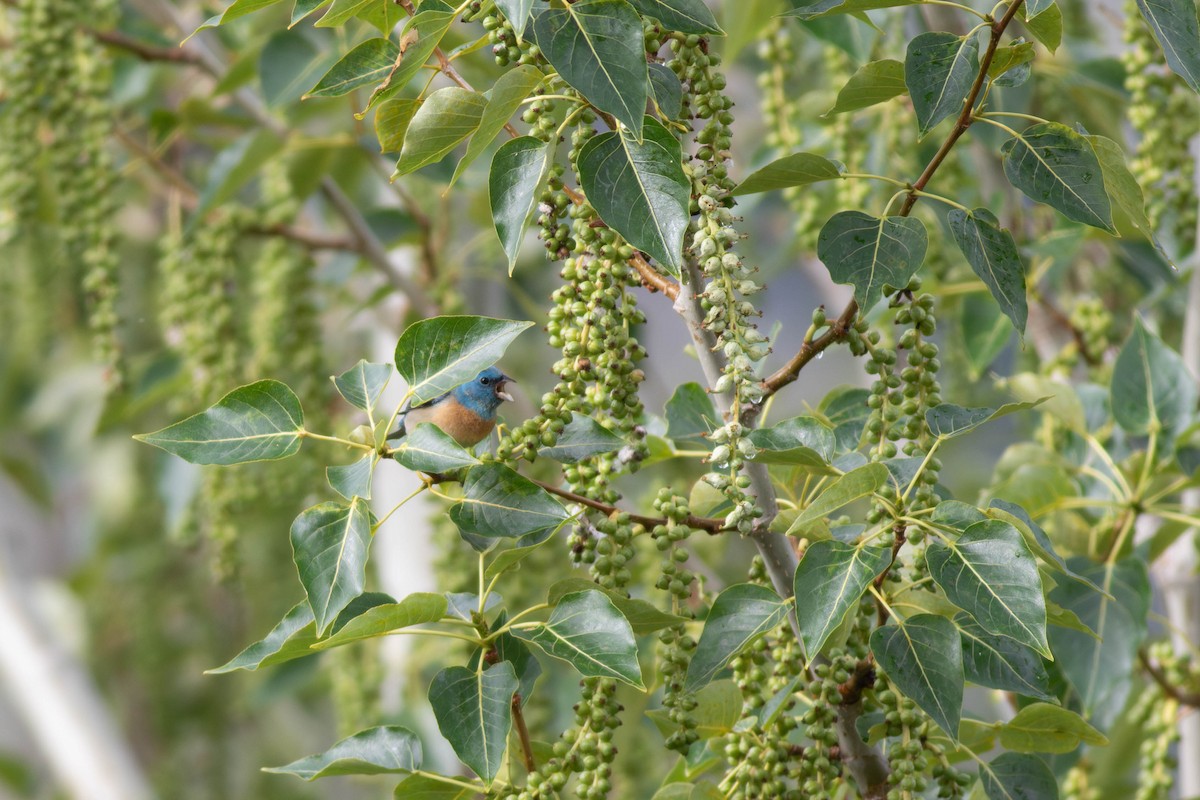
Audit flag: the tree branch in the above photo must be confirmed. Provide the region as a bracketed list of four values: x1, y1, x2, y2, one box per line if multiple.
[527, 476, 727, 534]
[759, 0, 1027, 406]
[1140, 650, 1200, 707]
[94, 28, 206, 66]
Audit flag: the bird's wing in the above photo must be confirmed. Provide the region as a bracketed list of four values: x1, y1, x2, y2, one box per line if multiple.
[386, 391, 451, 440]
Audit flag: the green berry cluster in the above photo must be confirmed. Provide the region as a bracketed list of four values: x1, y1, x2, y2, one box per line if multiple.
[1135, 642, 1187, 800]
[481, 8, 544, 67]
[536, 166, 574, 261]
[1124, 3, 1199, 254]
[1066, 296, 1115, 370]
[1061, 762, 1100, 800]
[568, 678, 624, 799]
[875, 682, 931, 800]
[652, 489, 699, 753]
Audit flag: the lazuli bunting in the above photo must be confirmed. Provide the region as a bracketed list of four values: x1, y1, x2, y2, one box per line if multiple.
[387, 366, 515, 447]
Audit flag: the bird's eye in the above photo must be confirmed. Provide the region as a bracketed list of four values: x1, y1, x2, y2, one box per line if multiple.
[480, 376, 491, 385]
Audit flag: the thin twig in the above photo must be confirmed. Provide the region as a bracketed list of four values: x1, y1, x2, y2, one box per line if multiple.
[1140, 650, 1200, 707]
[526, 477, 727, 534]
[511, 694, 537, 772]
[94, 28, 206, 66]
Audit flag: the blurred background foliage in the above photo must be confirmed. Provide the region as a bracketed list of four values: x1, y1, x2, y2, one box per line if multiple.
[0, 0, 1196, 798]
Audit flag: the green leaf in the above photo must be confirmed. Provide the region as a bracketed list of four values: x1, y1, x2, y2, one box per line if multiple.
[265, 726, 421, 780]
[206, 592, 394, 673]
[194, 130, 283, 218]
[260, 30, 335, 108]
[452, 65, 545, 187]
[540, 413, 626, 463]
[292, 0, 330, 25]
[988, 41, 1035, 81]
[333, 360, 393, 413]
[816, 211, 927, 312]
[307, 38, 397, 98]
[312, 592, 448, 650]
[647, 680, 741, 740]
[957, 613, 1054, 701]
[1050, 557, 1150, 729]
[497, 0, 536, 34]
[533, 0, 648, 137]
[363, 8, 456, 112]
[905, 31, 979, 138]
[394, 315, 533, 405]
[1135, 0, 1200, 94]
[514, 590, 645, 688]
[316, 0, 374, 26]
[986, 499, 1105, 595]
[291, 499, 376, 635]
[578, 116, 690, 276]
[1024, 0, 1055, 14]
[628, 0, 723, 34]
[747, 416, 836, 470]
[135, 380, 304, 466]
[793, 540, 892, 661]
[490, 136, 554, 274]
[547, 577, 687, 636]
[926, 519, 1049, 657]
[648, 63, 684, 120]
[685, 584, 789, 692]
[825, 59, 907, 116]
[786, 463, 888, 536]
[450, 463, 570, 542]
[429, 663, 517, 781]
[980, 753, 1059, 800]
[185, 0, 283, 37]
[962, 293, 1012, 379]
[925, 398, 1046, 440]
[1087, 134, 1161, 253]
[327, 453, 377, 500]
[394, 87, 488, 177]
[484, 534, 558, 580]
[784, 0, 921, 19]
[1022, 2, 1062, 52]
[998, 703, 1107, 754]
[947, 208, 1027, 334]
[375, 97, 419, 154]
[1111, 317, 1196, 441]
[1000, 122, 1115, 233]
[393, 424, 481, 473]
[732, 152, 845, 197]
[870, 614, 963, 739]
[665, 382, 719, 450]
[392, 773, 475, 800]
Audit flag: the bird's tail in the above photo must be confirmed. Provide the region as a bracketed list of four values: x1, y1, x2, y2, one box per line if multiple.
[385, 395, 415, 441]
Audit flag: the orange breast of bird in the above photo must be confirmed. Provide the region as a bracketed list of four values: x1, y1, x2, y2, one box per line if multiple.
[410, 400, 496, 447]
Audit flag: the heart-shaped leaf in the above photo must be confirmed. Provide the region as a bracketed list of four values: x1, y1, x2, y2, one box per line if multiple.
[333, 360, 393, 413]
[816, 211, 927, 312]
[312, 592, 449, 650]
[578, 116, 690, 275]
[394, 315, 533, 405]
[787, 463, 888, 536]
[206, 592, 394, 673]
[825, 59, 907, 116]
[747, 416, 837, 470]
[490, 136, 554, 274]
[1021, 2, 1062, 52]
[1111, 317, 1197, 442]
[1135, 0, 1200, 94]
[307, 38, 397, 98]
[449, 463, 570, 542]
[265, 726, 421, 780]
[793, 540, 892, 661]
[393, 424, 481, 473]
[533, 0, 648, 137]
[291, 499, 376, 635]
[135, 380, 304, 465]
[547, 577, 686, 636]
[429, 663, 518, 781]
[685, 584, 789, 692]
[327, 453, 377, 500]
[947, 208, 1027, 334]
[870, 614, 963, 739]
[732, 152, 845, 196]
[468, 610, 543, 703]
[957, 613, 1054, 701]
[452, 65, 545, 187]
[905, 31, 979, 138]
[1000, 122, 1115, 233]
[926, 519, 1049, 657]
[540, 413, 626, 463]
[998, 703, 1107, 754]
[394, 87, 488, 178]
[515, 590, 645, 688]
[980, 753, 1059, 800]
[628, 0, 722, 34]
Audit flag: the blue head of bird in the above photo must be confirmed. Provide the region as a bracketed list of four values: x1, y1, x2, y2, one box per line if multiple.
[453, 367, 515, 420]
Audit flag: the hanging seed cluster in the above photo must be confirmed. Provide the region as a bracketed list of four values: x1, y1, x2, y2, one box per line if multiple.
[1123, 4, 1199, 254]
[652, 489, 699, 754]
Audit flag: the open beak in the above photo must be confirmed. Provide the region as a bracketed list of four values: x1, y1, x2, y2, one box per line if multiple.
[496, 374, 515, 403]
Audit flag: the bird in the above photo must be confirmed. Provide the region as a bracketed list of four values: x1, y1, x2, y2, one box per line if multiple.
[386, 366, 515, 448]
